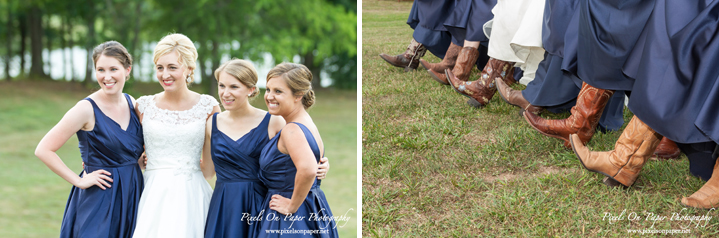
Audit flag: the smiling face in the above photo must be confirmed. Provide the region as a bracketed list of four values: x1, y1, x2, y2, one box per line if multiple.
[218, 71, 255, 110]
[95, 55, 130, 95]
[155, 51, 189, 92]
[264, 76, 301, 116]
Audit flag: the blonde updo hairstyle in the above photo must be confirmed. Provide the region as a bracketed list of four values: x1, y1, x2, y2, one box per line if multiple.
[266, 62, 315, 109]
[153, 33, 198, 84]
[214, 59, 259, 98]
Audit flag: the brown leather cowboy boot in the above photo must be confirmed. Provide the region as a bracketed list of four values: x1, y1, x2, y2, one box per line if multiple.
[682, 161, 719, 209]
[496, 77, 543, 114]
[447, 58, 515, 108]
[442, 46, 480, 84]
[652, 137, 681, 160]
[420, 42, 462, 85]
[524, 82, 614, 149]
[570, 115, 662, 187]
[379, 39, 427, 72]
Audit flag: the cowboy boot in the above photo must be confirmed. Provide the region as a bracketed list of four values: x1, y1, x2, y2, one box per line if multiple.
[442, 46, 480, 84]
[420, 42, 462, 85]
[496, 77, 543, 114]
[652, 137, 681, 160]
[682, 161, 719, 209]
[448, 58, 515, 108]
[524, 82, 614, 149]
[379, 39, 427, 72]
[570, 115, 662, 187]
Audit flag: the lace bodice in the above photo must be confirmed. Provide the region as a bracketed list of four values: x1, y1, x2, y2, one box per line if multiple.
[137, 94, 218, 179]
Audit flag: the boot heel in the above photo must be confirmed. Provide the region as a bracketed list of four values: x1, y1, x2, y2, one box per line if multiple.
[612, 169, 639, 187]
[602, 177, 627, 188]
[429, 69, 449, 85]
[466, 98, 485, 108]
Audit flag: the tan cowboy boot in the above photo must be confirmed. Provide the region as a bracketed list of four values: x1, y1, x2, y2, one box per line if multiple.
[447, 58, 515, 108]
[496, 77, 543, 114]
[420, 42, 462, 85]
[682, 161, 719, 209]
[379, 39, 427, 72]
[570, 116, 662, 187]
[524, 82, 614, 149]
[652, 137, 681, 160]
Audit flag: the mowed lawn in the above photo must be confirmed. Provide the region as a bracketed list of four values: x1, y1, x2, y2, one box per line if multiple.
[0, 80, 357, 237]
[362, 1, 718, 237]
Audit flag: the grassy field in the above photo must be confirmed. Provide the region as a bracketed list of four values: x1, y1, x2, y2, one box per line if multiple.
[362, 1, 718, 237]
[0, 80, 357, 237]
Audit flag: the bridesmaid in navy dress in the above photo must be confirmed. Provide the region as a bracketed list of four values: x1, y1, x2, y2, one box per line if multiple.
[202, 59, 330, 238]
[257, 63, 338, 237]
[34, 41, 144, 238]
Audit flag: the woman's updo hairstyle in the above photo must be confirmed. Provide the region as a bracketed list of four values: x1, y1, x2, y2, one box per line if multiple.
[92, 41, 133, 79]
[266, 62, 314, 109]
[214, 59, 259, 98]
[153, 33, 198, 84]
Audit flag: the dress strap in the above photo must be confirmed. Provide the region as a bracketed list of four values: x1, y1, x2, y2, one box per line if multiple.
[212, 112, 219, 133]
[123, 93, 135, 111]
[84, 97, 99, 109]
[258, 112, 271, 131]
[288, 122, 322, 161]
[123, 93, 141, 124]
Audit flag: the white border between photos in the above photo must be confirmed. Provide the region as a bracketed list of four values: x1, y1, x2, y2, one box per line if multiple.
[356, 0, 363, 237]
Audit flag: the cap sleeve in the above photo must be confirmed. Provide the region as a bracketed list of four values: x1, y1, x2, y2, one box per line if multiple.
[136, 95, 152, 114]
[201, 95, 219, 114]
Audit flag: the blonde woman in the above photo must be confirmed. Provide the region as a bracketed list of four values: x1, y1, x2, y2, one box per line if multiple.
[132, 33, 220, 237]
[257, 63, 338, 237]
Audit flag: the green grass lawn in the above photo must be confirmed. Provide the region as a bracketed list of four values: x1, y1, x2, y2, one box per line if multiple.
[362, 1, 718, 237]
[0, 80, 357, 237]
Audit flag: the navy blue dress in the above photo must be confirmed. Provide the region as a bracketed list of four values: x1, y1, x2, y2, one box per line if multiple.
[443, 0, 496, 69]
[60, 94, 144, 238]
[257, 123, 338, 238]
[520, 0, 625, 130]
[407, 0, 456, 58]
[576, 0, 655, 91]
[621, 0, 719, 179]
[205, 112, 271, 238]
[523, 0, 582, 109]
[573, 0, 648, 130]
[624, 0, 718, 144]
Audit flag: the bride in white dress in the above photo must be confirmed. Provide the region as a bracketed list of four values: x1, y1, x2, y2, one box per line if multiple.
[132, 33, 220, 238]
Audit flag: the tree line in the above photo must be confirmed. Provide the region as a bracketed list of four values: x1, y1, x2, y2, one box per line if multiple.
[0, 0, 357, 93]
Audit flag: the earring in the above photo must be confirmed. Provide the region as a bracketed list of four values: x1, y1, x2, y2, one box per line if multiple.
[248, 93, 252, 97]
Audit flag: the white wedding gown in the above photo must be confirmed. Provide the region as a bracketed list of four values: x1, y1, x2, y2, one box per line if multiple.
[133, 94, 218, 238]
[485, 0, 546, 85]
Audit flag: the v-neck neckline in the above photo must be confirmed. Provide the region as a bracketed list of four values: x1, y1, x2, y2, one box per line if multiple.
[218, 127, 257, 143]
[215, 112, 268, 143]
[89, 96, 132, 132]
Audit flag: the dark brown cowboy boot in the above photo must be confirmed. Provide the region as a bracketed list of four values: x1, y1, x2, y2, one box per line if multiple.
[496, 77, 543, 114]
[651, 137, 681, 160]
[570, 116, 662, 187]
[524, 82, 614, 149]
[442, 46, 480, 84]
[420, 42, 462, 85]
[447, 58, 515, 108]
[682, 161, 719, 209]
[379, 39, 427, 72]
